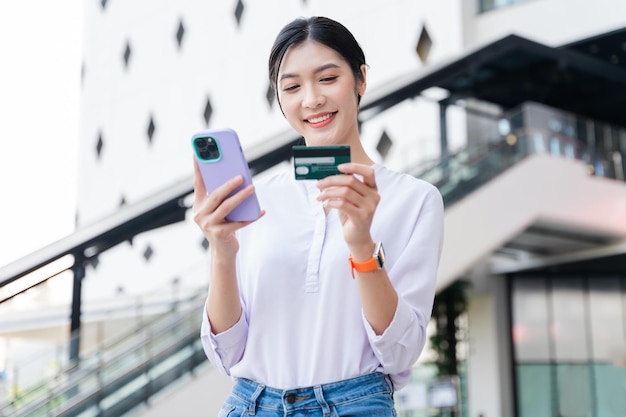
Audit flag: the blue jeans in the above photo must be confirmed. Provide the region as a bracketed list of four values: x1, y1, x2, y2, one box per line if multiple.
[217, 372, 396, 416]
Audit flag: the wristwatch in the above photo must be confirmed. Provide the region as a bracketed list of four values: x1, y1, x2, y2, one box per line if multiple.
[348, 242, 385, 278]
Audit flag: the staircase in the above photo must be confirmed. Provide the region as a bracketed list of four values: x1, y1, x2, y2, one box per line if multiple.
[410, 134, 626, 290]
[0, 291, 207, 417]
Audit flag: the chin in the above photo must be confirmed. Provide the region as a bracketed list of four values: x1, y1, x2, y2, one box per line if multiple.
[305, 130, 340, 146]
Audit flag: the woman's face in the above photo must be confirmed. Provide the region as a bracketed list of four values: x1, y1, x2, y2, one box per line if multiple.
[276, 40, 366, 147]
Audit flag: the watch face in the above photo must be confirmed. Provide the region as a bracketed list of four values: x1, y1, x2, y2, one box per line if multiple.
[375, 242, 385, 268]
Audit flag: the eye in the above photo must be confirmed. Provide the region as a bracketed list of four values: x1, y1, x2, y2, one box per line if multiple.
[282, 84, 300, 92]
[320, 76, 337, 83]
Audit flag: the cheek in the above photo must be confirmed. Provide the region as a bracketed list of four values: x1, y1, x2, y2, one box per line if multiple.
[278, 95, 299, 117]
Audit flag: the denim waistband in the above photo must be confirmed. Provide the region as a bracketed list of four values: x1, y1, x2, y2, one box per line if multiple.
[231, 372, 393, 414]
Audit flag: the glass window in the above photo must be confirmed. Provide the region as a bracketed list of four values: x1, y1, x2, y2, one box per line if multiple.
[479, 0, 531, 13]
[512, 277, 551, 361]
[512, 274, 626, 417]
[588, 277, 625, 361]
[594, 363, 626, 417]
[589, 277, 626, 417]
[516, 364, 553, 417]
[556, 364, 593, 417]
[551, 277, 589, 361]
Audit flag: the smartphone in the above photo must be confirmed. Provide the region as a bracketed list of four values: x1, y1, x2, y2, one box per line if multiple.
[293, 145, 351, 180]
[192, 128, 261, 222]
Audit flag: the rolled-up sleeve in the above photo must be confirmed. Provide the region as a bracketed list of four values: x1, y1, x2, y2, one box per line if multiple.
[363, 186, 444, 384]
[200, 301, 248, 375]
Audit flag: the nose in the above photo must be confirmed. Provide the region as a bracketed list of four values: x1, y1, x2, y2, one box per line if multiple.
[302, 83, 324, 108]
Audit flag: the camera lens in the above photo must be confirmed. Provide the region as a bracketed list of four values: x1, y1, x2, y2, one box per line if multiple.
[195, 138, 208, 149]
[195, 136, 220, 160]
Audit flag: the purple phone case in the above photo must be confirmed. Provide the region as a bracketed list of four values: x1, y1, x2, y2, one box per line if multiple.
[192, 128, 261, 222]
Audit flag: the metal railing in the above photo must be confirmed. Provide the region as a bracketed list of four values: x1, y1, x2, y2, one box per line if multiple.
[410, 127, 621, 207]
[0, 290, 207, 417]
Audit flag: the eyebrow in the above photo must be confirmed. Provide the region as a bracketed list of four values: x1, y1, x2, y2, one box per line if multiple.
[279, 63, 341, 81]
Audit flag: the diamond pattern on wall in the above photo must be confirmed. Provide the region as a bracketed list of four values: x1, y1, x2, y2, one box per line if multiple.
[415, 24, 432, 63]
[201, 238, 209, 251]
[119, 195, 126, 207]
[376, 130, 393, 159]
[96, 131, 104, 160]
[143, 245, 154, 262]
[123, 40, 132, 69]
[147, 114, 156, 144]
[203, 97, 213, 126]
[234, 0, 245, 26]
[101, 0, 108, 10]
[176, 19, 185, 49]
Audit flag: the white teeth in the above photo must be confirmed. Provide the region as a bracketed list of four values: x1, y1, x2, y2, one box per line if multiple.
[308, 113, 332, 123]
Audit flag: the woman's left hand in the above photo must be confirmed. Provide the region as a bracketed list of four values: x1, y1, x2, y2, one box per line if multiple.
[316, 163, 379, 251]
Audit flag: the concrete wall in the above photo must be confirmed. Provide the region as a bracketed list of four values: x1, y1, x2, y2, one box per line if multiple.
[461, 0, 626, 48]
[438, 154, 626, 291]
[135, 364, 234, 417]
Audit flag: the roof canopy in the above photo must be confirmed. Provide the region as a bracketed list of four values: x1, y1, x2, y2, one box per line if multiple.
[363, 31, 626, 128]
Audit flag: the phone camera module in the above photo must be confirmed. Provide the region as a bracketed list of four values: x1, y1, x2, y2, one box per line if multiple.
[196, 136, 220, 160]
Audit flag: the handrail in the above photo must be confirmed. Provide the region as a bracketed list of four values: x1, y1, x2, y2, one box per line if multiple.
[0, 288, 207, 417]
[410, 127, 606, 207]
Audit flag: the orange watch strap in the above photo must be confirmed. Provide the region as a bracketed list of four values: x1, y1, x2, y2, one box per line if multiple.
[348, 254, 379, 278]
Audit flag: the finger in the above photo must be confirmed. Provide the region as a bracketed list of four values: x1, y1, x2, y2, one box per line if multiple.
[194, 186, 262, 234]
[228, 209, 266, 226]
[193, 158, 206, 200]
[194, 163, 245, 215]
[192, 157, 207, 211]
[317, 173, 371, 198]
[212, 183, 254, 219]
[337, 163, 376, 188]
[320, 186, 378, 211]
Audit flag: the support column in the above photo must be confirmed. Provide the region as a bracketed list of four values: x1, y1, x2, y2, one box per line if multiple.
[466, 275, 514, 417]
[440, 99, 450, 159]
[69, 256, 85, 364]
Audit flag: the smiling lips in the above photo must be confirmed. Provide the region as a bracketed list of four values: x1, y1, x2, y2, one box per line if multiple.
[305, 112, 336, 128]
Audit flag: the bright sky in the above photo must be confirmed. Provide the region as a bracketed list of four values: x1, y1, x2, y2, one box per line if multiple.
[0, 1, 82, 268]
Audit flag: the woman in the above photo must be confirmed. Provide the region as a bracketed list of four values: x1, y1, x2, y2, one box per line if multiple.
[194, 16, 444, 416]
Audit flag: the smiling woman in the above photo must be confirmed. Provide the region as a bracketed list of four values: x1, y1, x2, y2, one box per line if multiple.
[0, 1, 82, 267]
[195, 16, 445, 417]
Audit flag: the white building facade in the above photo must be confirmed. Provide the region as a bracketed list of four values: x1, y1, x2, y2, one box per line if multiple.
[76, 0, 464, 304]
[76, 1, 626, 416]
[3, 1, 626, 416]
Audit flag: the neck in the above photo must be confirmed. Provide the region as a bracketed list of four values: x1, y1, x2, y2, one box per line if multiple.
[350, 143, 375, 166]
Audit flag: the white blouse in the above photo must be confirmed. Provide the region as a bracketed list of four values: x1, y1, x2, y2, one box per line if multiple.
[200, 164, 444, 390]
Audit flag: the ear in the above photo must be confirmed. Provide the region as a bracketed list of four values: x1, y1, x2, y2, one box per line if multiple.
[356, 64, 367, 97]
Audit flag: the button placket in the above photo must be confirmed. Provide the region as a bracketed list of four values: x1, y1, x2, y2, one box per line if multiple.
[303, 181, 326, 293]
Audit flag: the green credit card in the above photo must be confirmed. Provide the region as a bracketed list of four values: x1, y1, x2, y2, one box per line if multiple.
[293, 145, 351, 180]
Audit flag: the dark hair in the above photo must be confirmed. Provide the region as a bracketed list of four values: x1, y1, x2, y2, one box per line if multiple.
[268, 16, 367, 96]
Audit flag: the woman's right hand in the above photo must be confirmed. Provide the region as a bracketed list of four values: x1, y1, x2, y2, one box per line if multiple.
[192, 159, 263, 257]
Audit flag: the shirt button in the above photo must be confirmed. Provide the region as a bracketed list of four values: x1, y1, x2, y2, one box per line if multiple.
[286, 393, 296, 404]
